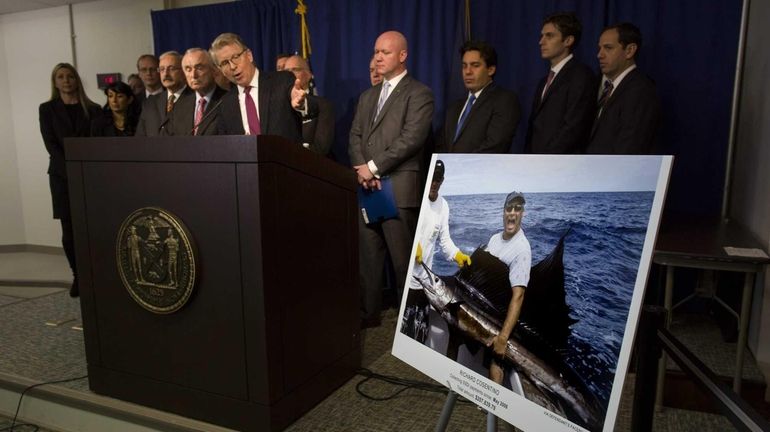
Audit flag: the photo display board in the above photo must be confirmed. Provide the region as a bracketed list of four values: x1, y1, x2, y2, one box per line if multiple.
[392, 154, 673, 432]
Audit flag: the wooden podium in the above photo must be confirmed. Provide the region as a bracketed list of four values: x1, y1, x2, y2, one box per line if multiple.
[66, 136, 361, 431]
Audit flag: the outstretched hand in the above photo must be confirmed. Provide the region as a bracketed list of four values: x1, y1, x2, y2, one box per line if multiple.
[290, 78, 307, 110]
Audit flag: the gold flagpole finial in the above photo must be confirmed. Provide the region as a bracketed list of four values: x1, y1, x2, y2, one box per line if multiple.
[295, 0, 312, 59]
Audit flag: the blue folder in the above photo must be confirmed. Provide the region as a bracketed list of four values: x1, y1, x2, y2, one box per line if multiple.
[357, 177, 398, 224]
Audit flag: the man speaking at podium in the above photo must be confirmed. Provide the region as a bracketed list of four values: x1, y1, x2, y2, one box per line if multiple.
[210, 32, 315, 142]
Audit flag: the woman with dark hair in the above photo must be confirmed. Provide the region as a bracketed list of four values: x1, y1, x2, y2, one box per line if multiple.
[39, 62, 101, 297]
[91, 81, 139, 136]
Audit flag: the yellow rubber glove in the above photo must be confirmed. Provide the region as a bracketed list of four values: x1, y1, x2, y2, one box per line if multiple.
[454, 251, 472, 268]
[415, 242, 423, 264]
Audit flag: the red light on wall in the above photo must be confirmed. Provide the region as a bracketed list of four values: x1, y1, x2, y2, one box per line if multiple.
[97, 73, 122, 89]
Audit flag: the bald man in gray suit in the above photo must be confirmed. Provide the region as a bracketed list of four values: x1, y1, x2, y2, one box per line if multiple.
[349, 30, 434, 327]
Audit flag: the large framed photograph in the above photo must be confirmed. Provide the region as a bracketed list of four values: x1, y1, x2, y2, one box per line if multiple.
[392, 154, 673, 432]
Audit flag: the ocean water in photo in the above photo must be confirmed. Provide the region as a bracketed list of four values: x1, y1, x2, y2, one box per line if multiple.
[430, 191, 655, 405]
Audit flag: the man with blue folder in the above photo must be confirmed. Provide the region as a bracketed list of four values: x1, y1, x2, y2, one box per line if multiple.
[349, 30, 434, 328]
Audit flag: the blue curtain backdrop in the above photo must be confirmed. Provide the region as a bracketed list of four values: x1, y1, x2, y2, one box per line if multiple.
[152, 0, 742, 216]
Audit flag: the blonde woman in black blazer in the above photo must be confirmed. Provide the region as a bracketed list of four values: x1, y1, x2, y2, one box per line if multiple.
[39, 62, 100, 297]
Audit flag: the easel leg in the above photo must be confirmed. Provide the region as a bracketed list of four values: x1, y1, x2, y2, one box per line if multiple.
[487, 410, 496, 432]
[655, 265, 674, 410]
[435, 390, 459, 432]
[734, 272, 754, 393]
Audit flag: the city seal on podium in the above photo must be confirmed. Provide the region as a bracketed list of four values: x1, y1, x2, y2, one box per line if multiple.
[116, 207, 197, 314]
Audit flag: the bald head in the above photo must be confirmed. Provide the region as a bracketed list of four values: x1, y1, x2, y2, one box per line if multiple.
[373, 31, 408, 80]
[283, 55, 312, 90]
[378, 31, 408, 51]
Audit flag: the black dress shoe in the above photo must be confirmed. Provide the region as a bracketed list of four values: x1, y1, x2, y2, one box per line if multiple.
[69, 278, 79, 298]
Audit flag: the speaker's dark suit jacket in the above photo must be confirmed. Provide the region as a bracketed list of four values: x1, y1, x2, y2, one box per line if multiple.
[348, 74, 434, 321]
[586, 68, 661, 154]
[437, 82, 520, 153]
[135, 87, 194, 136]
[525, 57, 597, 154]
[302, 94, 335, 156]
[217, 70, 316, 144]
[39, 98, 101, 218]
[168, 86, 228, 136]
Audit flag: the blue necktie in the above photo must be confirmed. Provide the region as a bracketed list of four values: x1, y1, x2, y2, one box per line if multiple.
[374, 81, 390, 122]
[454, 93, 476, 141]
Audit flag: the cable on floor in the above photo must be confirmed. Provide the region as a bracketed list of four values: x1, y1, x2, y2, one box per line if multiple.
[0, 375, 88, 432]
[355, 368, 472, 403]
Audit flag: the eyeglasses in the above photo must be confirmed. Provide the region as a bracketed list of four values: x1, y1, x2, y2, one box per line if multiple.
[218, 48, 249, 69]
[158, 66, 180, 73]
[504, 203, 524, 213]
[138, 67, 156, 74]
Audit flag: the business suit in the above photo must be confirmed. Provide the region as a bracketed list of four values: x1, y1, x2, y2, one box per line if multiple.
[525, 57, 597, 154]
[39, 97, 101, 283]
[168, 86, 228, 136]
[217, 70, 314, 144]
[302, 94, 335, 155]
[587, 68, 660, 154]
[437, 82, 520, 153]
[348, 74, 434, 322]
[135, 87, 194, 136]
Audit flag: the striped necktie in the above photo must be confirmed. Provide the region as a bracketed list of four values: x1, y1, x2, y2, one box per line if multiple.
[374, 81, 391, 122]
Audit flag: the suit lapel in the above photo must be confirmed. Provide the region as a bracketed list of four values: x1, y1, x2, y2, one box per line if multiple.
[370, 75, 410, 132]
[536, 58, 573, 112]
[591, 68, 639, 137]
[454, 83, 496, 142]
[258, 74, 269, 131]
[198, 87, 226, 134]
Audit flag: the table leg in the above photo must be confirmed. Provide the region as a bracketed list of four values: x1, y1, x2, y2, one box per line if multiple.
[733, 273, 754, 393]
[655, 265, 674, 410]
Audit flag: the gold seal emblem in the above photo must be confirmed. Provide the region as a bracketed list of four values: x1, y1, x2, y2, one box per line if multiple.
[116, 207, 197, 314]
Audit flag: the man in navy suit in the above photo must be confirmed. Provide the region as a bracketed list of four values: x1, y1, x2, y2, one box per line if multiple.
[525, 12, 596, 154]
[587, 23, 660, 154]
[437, 40, 520, 153]
[349, 30, 434, 327]
[169, 48, 227, 136]
[209, 32, 311, 143]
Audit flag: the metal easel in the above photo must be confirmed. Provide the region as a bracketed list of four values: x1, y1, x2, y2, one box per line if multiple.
[435, 390, 515, 432]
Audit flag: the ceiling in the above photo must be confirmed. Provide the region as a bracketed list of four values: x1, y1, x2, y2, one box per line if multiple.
[0, 0, 95, 16]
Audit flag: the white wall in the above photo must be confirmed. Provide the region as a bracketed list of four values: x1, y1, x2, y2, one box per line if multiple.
[1, 6, 72, 247]
[73, 0, 162, 103]
[0, 0, 233, 248]
[730, 0, 770, 377]
[0, 27, 24, 245]
[0, 0, 162, 247]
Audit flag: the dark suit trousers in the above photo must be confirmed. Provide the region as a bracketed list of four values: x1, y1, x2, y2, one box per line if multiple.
[358, 206, 417, 321]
